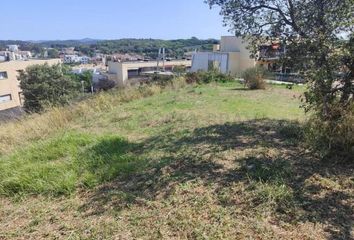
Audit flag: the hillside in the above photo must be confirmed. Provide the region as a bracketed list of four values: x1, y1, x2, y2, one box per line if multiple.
[0, 80, 353, 239]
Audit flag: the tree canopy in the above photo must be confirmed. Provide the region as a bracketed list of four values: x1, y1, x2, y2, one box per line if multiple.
[19, 64, 80, 112]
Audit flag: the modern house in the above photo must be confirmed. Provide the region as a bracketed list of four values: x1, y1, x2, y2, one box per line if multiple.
[107, 59, 191, 86]
[191, 36, 256, 76]
[0, 59, 61, 111]
[191, 36, 283, 76]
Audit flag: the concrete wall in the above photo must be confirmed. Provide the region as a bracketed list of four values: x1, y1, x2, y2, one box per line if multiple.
[227, 52, 241, 76]
[220, 36, 244, 52]
[191, 52, 229, 73]
[191, 52, 209, 72]
[0, 59, 61, 111]
[221, 36, 255, 74]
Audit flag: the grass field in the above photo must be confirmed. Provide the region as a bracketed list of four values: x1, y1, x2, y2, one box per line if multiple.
[0, 81, 353, 239]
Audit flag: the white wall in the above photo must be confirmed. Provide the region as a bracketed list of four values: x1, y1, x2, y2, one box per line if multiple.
[191, 52, 229, 74]
[222, 36, 256, 73]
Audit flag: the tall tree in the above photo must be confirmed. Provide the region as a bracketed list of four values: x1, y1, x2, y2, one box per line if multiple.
[207, 0, 354, 159]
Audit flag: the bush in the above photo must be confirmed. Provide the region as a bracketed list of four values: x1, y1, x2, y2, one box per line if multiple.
[185, 72, 203, 84]
[19, 63, 81, 113]
[242, 67, 267, 90]
[94, 78, 117, 91]
[185, 70, 234, 84]
[149, 74, 174, 87]
[305, 103, 354, 161]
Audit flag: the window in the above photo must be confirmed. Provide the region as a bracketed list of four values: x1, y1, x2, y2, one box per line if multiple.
[0, 71, 8, 79]
[0, 94, 12, 103]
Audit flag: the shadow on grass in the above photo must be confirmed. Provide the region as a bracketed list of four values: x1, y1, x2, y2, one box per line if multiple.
[229, 87, 252, 91]
[81, 119, 353, 240]
[80, 136, 144, 186]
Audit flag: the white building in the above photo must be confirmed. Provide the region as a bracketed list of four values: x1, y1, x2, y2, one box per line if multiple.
[79, 56, 91, 64]
[63, 55, 91, 64]
[191, 36, 256, 76]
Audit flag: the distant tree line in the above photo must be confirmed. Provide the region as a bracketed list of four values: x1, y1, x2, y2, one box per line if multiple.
[0, 37, 218, 59]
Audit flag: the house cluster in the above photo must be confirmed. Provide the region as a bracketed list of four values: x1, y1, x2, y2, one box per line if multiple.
[109, 53, 145, 62]
[63, 55, 91, 64]
[0, 45, 32, 62]
[58, 47, 91, 64]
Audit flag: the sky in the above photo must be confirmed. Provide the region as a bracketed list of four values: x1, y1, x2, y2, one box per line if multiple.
[0, 0, 231, 40]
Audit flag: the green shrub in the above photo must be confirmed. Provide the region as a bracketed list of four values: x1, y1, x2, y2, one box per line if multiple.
[95, 78, 117, 91]
[185, 70, 234, 84]
[242, 67, 267, 90]
[18, 63, 81, 113]
[305, 103, 354, 161]
[149, 74, 174, 87]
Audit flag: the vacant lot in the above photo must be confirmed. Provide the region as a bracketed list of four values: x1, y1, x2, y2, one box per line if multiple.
[0, 82, 353, 239]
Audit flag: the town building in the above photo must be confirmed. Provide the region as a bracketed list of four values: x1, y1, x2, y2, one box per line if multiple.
[0, 59, 61, 111]
[191, 36, 284, 76]
[191, 36, 257, 76]
[107, 59, 191, 86]
[63, 55, 91, 64]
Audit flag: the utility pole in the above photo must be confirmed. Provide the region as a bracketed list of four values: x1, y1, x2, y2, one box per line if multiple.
[156, 48, 166, 72]
[162, 48, 165, 72]
[156, 48, 161, 72]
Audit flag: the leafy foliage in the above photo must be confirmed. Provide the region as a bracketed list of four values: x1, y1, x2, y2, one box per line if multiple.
[305, 103, 354, 162]
[96, 37, 217, 58]
[1, 38, 218, 59]
[185, 70, 234, 84]
[94, 78, 117, 91]
[18, 64, 81, 112]
[242, 67, 267, 89]
[46, 48, 59, 58]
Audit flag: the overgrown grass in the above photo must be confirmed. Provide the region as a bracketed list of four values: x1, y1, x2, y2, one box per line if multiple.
[2, 78, 352, 239]
[0, 77, 186, 155]
[0, 132, 142, 196]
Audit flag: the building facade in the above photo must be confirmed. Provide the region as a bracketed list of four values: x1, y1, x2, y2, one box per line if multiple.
[0, 59, 61, 111]
[108, 60, 191, 86]
[191, 36, 257, 76]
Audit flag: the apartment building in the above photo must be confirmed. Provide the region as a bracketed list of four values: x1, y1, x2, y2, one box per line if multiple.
[0, 59, 61, 111]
